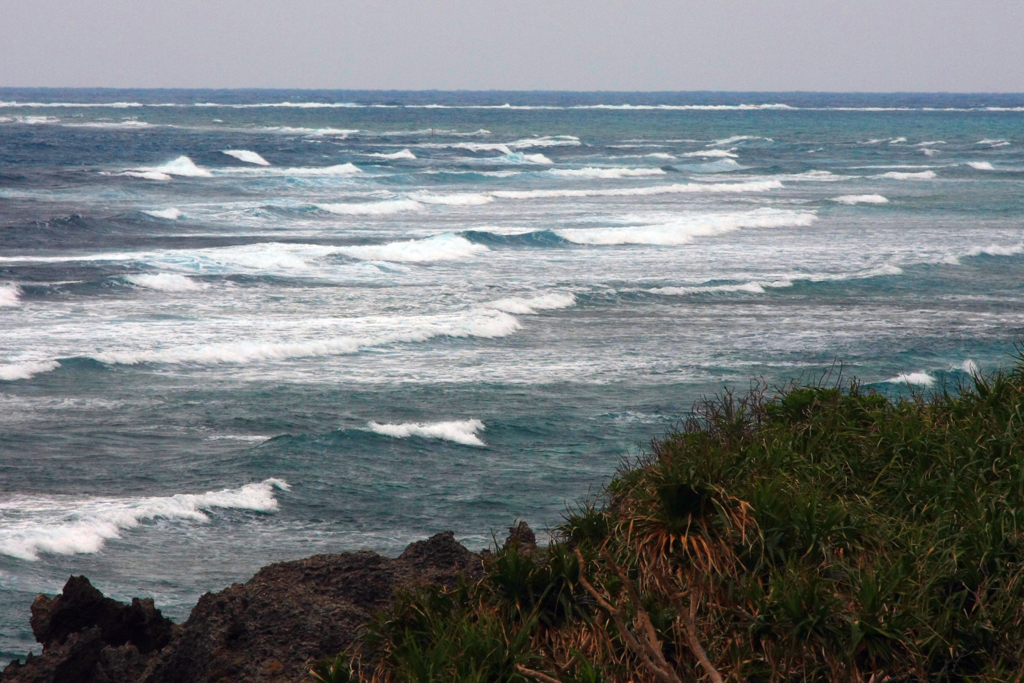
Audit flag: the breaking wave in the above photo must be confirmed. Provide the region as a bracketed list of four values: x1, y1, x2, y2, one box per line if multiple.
[153, 156, 212, 178]
[222, 149, 270, 165]
[88, 311, 520, 367]
[647, 264, 904, 296]
[547, 167, 666, 179]
[876, 170, 937, 180]
[967, 161, 995, 171]
[143, 208, 182, 220]
[490, 179, 783, 200]
[0, 283, 21, 307]
[885, 372, 935, 387]
[367, 149, 416, 160]
[554, 209, 815, 246]
[0, 360, 60, 381]
[0, 479, 289, 561]
[366, 419, 486, 447]
[337, 234, 488, 262]
[484, 292, 576, 314]
[126, 273, 203, 292]
[678, 149, 738, 158]
[830, 194, 889, 205]
[317, 199, 422, 215]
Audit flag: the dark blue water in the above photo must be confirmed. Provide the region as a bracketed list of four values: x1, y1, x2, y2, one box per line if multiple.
[2, 90, 1024, 660]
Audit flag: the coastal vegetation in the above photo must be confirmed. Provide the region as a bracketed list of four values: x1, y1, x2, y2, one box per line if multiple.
[314, 356, 1024, 682]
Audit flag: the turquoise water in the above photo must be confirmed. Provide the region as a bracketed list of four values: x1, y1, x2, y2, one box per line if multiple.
[2, 90, 1023, 660]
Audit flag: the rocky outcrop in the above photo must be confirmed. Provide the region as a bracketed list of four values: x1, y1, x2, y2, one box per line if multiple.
[2, 531, 483, 683]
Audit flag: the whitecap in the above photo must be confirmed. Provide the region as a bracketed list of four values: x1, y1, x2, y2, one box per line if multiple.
[412, 193, 494, 206]
[956, 360, 980, 375]
[830, 195, 889, 205]
[0, 479, 289, 561]
[126, 273, 203, 292]
[547, 167, 666, 179]
[708, 135, 769, 146]
[554, 209, 814, 246]
[678, 149, 738, 158]
[366, 419, 486, 447]
[645, 153, 675, 160]
[967, 161, 995, 171]
[262, 163, 361, 177]
[122, 171, 172, 181]
[503, 152, 553, 165]
[876, 170, 937, 180]
[485, 293, 576, 314]
[0, 283, 22, 307]
[885, 372, 935, 387]
[317, 199, 423, 215]
[143, 208, 182, 220]
[963, 243, 1024, 258]
[89, 310, 519, 367]
[367, 149, 416, 160]
[153, 156, 212, 178]
[491, 179, 783, 200]
[222, 149, 270, 165]
[337, 234, 488, 262]
[0, 360, 60, 382]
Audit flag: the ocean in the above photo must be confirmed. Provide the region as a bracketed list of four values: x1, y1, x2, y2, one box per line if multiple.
[1, 90, 1023, 660]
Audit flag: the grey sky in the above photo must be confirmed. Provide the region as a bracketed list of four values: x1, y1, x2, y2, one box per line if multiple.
[2, 0, 1022, 92]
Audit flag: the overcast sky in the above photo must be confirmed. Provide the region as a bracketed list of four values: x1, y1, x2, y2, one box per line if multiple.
[2, 0, 1022, 92]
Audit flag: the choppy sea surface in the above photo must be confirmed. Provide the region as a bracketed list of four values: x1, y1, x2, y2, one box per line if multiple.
[2, 90, 1023, 659]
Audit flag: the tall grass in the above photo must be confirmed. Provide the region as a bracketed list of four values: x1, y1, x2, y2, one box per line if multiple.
[317, 357, 1024, 682]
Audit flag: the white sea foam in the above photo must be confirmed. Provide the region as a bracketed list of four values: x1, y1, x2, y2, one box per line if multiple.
[921, 148, 940, 156]
[0, 283, 21, 307]
[830, 194, 890, 205]
[646, 153, 676, 160]
[337, 234, 488, 262]
[485, 293, 576, 314]
[915, 141, 946, 147]
[547, 167, 666, 179]
[367, 149, 417, 160]
[366, 419, 486, 447]
[143, 208, 182, 220]
[967, 161, 995, 171]
[491, 179, 783, 200]
[885, 372, 935, 387]
[555, 209, 815, 246]
[889, 137, 908, 144]
[89, 310, 519, 367]
[876, 170, 937, 180]
[126, 273, 203, 292]
[0, 360, 60, 381]
[978, 139, 1010, 147]
[0, 479, 289, 560]
[153, 156, 212, 178]
[222, 149, 270, 165]
[317, 199, 422, 215]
